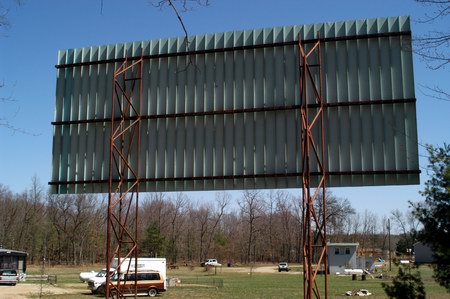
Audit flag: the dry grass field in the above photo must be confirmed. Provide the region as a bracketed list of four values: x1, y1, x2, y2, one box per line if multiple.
[1, 263, 446, 298]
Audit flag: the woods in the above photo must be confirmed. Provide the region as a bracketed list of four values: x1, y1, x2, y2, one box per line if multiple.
[0, 179, 407, 266]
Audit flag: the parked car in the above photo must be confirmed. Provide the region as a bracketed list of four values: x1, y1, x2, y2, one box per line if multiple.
[278, 262, 289, 272]
[98, 270, 166, 297]
[0, 269, 19, 286]
[202, 259, 222, 267]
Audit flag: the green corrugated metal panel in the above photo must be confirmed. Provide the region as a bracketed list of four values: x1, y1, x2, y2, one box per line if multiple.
[50, 16, 419, 194]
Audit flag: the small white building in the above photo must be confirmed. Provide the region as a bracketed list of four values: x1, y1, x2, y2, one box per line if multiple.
[327, 242, 358, 274]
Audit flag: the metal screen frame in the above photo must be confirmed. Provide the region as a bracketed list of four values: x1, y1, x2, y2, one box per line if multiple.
[50, 17, 420, 194]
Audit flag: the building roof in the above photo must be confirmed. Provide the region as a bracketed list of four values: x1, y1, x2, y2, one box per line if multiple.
[0, 248, 28, 256]
[327, 242, 359, 247]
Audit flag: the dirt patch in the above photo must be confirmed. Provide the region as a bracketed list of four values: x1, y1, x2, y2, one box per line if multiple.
[0, 283, 78, 299]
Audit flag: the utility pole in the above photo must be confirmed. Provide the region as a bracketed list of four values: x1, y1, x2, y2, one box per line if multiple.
[387, 219, 392, 271]
[372, 226, 375, 256]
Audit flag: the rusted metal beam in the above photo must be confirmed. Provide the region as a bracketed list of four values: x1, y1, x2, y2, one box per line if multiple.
[48, 169, 420, 188]
[106, 55, 143, 299]
[299, 34, 328, 299]
[51, 98, 417, 126]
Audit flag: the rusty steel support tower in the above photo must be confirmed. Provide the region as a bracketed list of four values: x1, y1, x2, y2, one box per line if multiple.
[299, 35, 328, 299]
[106, 56, 143, 299]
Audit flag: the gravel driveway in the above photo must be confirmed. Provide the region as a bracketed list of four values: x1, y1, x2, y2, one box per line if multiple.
[0, 283, 77, 299]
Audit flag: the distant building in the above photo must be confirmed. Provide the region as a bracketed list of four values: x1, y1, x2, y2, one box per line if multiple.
[414, 242, 435, 264]
[327, 243, 358, 274]
[0, 248, 27, 274]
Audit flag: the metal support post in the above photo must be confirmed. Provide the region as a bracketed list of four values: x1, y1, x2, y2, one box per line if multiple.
[299, 34, 328, 299]
[106, 54, 143, 299]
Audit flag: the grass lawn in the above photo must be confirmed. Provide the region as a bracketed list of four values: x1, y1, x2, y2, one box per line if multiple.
[25, 263, 448, 298]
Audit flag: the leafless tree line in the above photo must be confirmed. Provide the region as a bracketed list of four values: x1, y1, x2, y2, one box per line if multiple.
[0, 179, 417, 265]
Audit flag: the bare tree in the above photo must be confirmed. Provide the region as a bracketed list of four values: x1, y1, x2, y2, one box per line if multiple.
[345, 213, 362, 243]
[221, 212, 240, 263]
[15, 176, 45, 263]
[1, 2, 14, 130]
[46, 194, 71, 264]
[141, 193, 170, 237]
[0, 1, 11, 29]
[311, 191, 355, 244]
[414, 0, 450, 102]
[264, 191, 278, 262]
[275, 191, 295, 261]
[323, 194, 355, 238]
[194, 202, 211, 262]
[415, 0, 450, 69]
[238, 190, 265, 264]
[380, 215, 390, 252]
[391, 209, 421, 253]
[0, 184, 19, 248]
[290, 194, 304, 263]
[166, 193, 188, 263]
[46, 194, 98, 264]
[357, 210, 378, 255]
[1, 181, 432, 265]
[150, 1, 210, 45]
[69, 194, 100, 264]
[204, 192, 230, 259]
[1, 1, 40, 134]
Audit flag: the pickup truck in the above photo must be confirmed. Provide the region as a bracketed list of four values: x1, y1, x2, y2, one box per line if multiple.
[87, 268, 115, 294]
[79, 270, 98, 283]
[203, 259, 222, 267]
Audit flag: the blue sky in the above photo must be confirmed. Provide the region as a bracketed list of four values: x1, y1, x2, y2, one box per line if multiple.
[0, 0, 449, 217]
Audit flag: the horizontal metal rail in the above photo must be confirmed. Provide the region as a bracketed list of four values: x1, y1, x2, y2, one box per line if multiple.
[48, 169, 420, 186]
[55, 31, 411, 69]
[51, 98, 416, 126]
[26, 274, 57, 284]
